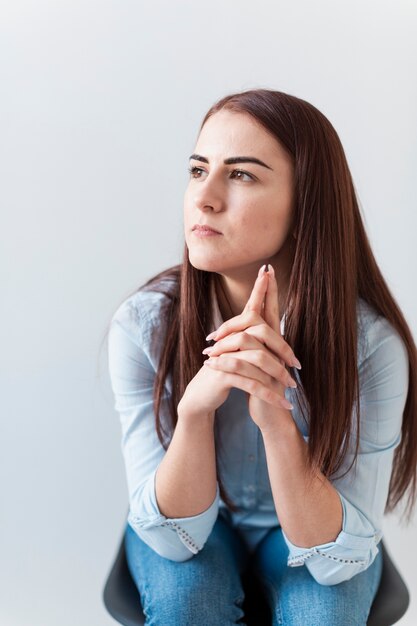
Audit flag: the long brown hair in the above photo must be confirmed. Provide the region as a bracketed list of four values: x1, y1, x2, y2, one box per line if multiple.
[103, 88, 417, 522]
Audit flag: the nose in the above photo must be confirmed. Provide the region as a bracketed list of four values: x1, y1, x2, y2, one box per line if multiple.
[193, 171, 226, 213]
[194, 191, 224, 214]
[194, 200, 222, 214]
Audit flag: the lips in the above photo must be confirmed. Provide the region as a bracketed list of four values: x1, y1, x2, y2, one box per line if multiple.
[192, 224, 222, 234]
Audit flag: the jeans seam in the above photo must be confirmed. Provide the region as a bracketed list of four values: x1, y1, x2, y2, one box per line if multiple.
[233, 592, 245, 608]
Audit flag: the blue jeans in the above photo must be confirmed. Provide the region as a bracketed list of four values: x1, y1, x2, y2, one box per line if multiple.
[124, 513, 383, 625]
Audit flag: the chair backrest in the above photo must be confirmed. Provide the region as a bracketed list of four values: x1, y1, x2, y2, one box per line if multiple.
[103, 522, 410, 626]
[366, 540, 410, 626]
[103, 525, 145, 626]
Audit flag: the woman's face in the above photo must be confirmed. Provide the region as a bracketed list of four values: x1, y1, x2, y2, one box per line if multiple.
[184, 109, 295, 278]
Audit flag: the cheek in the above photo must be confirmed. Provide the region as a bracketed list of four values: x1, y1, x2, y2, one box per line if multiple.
[238, 205, 261, 228]
[239, 210, 272, 234]
[183, 203, 193, 225]
[239, 209, 289, 254]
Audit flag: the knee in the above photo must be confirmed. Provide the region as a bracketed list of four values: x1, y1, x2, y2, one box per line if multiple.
[270, 585, 368, 626]
[141, 577, 245, 626]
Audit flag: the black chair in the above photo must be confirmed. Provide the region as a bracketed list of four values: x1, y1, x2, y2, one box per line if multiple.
[103, 520, 410, 626]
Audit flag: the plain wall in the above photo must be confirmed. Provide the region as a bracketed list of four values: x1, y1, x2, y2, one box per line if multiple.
[1, 1, 416, 624]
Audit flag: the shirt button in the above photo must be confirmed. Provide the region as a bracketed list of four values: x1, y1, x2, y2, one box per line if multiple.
[248, 454, 255, 462]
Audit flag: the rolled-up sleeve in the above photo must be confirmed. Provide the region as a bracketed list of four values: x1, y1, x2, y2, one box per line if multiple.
[108, 297, 220, 561]
[282, 315, 409, 585]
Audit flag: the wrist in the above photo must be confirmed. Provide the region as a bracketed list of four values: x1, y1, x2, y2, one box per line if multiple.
[177, 405, 215, 430]
[259, 411, 298, 439]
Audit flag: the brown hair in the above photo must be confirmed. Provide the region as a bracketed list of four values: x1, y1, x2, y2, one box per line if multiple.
[103, 88, 417, 522]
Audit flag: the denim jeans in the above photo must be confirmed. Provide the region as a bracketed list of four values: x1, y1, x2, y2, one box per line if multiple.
[124, 513, 383, 626]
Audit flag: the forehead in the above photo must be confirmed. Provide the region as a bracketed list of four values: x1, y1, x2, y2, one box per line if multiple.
[195, 110, 288, 163]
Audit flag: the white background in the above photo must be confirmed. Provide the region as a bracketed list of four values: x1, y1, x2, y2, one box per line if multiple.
[1, 1, 416, 624]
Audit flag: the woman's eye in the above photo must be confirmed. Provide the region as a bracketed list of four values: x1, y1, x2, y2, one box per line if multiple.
[230, 169, 253, 182]
[187, 166, 254, 182]
[188, 166, 204, 178]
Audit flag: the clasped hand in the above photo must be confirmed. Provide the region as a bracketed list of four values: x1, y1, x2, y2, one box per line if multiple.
[202, 264, 301, 432]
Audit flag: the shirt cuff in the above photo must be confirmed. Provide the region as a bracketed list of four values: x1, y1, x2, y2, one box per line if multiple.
[127, 466, 220, 555]
[281, 491, 381, 585]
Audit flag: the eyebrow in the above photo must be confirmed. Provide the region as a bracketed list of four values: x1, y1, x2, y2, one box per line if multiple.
[189, 153, 273, 171]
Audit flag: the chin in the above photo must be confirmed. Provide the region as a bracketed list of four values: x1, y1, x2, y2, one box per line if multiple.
[187, 255, 224, 273]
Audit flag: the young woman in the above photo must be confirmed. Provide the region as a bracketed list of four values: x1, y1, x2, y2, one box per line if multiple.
[107, 88, 417, 625]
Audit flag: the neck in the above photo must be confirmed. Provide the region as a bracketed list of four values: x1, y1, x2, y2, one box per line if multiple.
[214, 256, 292, 324]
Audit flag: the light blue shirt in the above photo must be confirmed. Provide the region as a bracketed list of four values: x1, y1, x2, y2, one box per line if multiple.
[108, 278, 409, 586]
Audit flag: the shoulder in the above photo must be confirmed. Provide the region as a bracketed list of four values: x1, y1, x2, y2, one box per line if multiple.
[110, 277, 176, 347]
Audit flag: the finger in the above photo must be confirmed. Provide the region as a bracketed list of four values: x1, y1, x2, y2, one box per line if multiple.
[207, 266, 268, 342]
[205, 349, 297, 388]
[203, 329, 261, 356]
[205, 324, 300, 370]
[203, 333, 297, 389]
[263, 264, 281, 336]
[204, 355, 294, 410]
[207, 308, 263, 342]
[243, 264, 269, 316]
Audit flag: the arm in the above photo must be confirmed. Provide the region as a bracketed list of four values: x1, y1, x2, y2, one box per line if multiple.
[261, 314, 409, 585]
[108, 297, 220, 562]
[261, 419, 343, 555]
[155, 410, 217, 519]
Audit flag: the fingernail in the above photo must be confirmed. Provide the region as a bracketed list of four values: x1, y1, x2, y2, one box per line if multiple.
[292, 358, 302, 370]
[206, 331, 217, 341]
[287, 379, 297, 388]
[258, 264, 266, 277]
[202, 347, 214, 354]
[282, 399, 294, 410]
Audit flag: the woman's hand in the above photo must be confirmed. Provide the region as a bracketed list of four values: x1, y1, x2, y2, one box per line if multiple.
[177, 361, 238, 424]
[201, 264, 300, 432]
